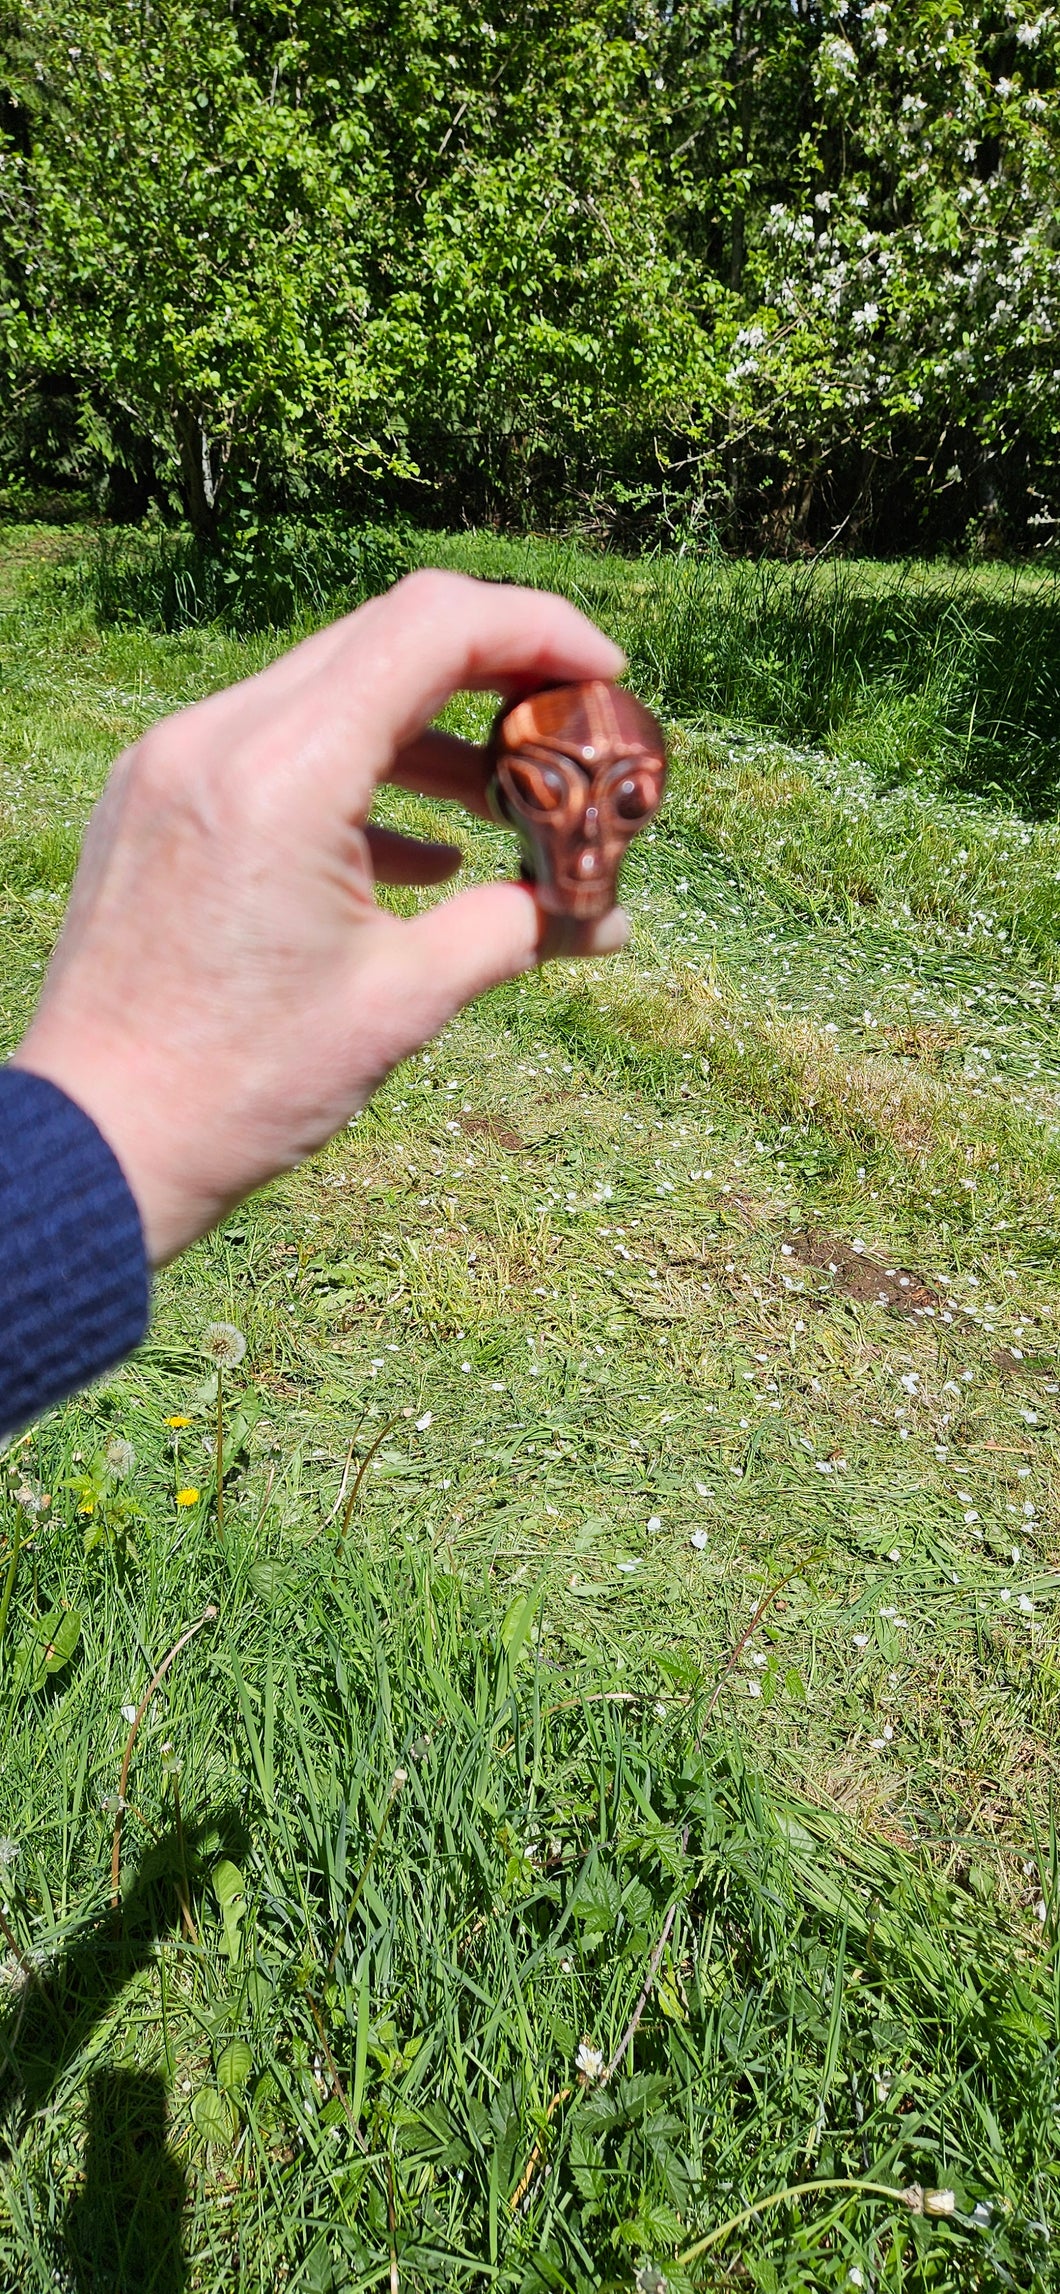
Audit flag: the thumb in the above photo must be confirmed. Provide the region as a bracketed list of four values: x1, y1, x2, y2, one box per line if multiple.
[353, 881, 627, 1068]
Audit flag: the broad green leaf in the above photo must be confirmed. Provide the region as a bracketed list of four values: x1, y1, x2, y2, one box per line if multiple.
[191, 2086, 238, 2146]
[217, 2040, 253, 2093]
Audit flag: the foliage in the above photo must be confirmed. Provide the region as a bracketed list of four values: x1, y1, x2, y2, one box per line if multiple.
[0, 1, 701, 534]
[88, 510, 412, 632]
[3, 1, 1060, 540]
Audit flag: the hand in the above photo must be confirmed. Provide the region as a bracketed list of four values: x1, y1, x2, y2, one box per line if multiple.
[12, 570, 627, 1264]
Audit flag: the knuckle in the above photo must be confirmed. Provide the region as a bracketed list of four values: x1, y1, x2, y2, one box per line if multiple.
[129, 720, 181, 794]
[392, 566, 462, 616]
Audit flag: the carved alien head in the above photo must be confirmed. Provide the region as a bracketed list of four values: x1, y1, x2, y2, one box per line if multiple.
[486, 681, 667, 921]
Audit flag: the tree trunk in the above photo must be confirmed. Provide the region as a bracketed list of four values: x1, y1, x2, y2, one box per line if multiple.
[171, 406, 226, 539]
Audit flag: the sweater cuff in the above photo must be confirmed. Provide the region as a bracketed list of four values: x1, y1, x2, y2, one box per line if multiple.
[0, 1066, 150, 1438]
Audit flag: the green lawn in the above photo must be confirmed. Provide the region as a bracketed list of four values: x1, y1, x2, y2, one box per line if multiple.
[0, 529, 1059, 2291]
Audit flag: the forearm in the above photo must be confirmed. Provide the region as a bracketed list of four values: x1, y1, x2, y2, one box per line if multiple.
[0, 1068, 149, 1440]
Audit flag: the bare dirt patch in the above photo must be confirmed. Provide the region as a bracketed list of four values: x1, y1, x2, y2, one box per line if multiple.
[786, 1227, 943, 1317]
[459, 1112, 527, 1152]
[992, 1345, 1058, 1383]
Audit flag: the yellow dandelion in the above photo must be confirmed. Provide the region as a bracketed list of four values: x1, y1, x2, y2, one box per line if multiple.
[175, 1487, 200, 1508]
[166, 1415, 192, 1429]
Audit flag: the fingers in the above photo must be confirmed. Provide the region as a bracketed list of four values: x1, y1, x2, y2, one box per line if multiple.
[248, 571, 626, 819]
[388, 728, 493, 820]
[364, 824, 463, 885]
[537, 909, 631, 961]
[351, 880, 630, 1070]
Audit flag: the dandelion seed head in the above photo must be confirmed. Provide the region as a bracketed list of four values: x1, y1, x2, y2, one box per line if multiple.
[202, 1322, 246, 1369]
[105, 1438, 136, 1480]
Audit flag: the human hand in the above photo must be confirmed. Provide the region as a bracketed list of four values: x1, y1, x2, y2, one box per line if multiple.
[13, 570, 627, 1264]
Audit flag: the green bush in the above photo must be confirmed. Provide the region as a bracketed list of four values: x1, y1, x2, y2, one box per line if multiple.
[89, 514, 412, 634]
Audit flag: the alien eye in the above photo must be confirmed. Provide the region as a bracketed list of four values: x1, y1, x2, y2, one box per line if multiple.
[612, 769, 655, 821]
[505, 758, 568, 812]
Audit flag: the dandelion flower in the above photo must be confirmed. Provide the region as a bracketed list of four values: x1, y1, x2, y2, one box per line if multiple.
[175, 1487, 200, 1508]
[166, 1415, 192, 1430]
[202, 1323, 246, 1369]
[575, 2040, 604, 2083]
[105, 1438, 136, 1480]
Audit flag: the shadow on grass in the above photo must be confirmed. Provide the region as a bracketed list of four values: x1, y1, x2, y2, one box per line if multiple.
[0, 1814, 248, 2293]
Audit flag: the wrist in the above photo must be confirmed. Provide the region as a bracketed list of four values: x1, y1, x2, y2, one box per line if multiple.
[10, 1028, 205, 1266]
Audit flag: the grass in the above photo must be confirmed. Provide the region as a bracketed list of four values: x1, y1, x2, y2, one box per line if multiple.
[1, 525, 1060, 2287]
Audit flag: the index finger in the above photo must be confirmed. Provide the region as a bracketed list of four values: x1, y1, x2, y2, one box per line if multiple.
[219, 570, 627, 815]
[335, 568, 625, 745]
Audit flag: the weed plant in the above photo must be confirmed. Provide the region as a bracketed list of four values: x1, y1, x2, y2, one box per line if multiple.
[0, 528, 1059, 2288]
[84, 513, 412, 635]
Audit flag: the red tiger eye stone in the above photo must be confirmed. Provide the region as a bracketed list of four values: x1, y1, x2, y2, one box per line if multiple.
[486, 681, 667, 921]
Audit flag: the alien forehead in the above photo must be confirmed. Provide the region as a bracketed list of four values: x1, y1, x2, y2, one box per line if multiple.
[501, 680, 630, 765]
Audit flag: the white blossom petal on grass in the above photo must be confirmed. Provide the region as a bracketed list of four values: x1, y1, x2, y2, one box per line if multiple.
[576, 2041, 604, 2083]
[691, 1530, 708, 1550]
[415, 1412, 433, 1432]
[121, 1703, 138, 1724]
[646, 1514, 662, 1532]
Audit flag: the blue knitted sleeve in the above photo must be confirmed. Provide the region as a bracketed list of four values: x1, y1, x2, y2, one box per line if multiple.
[0, 1067, 150, 1439]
